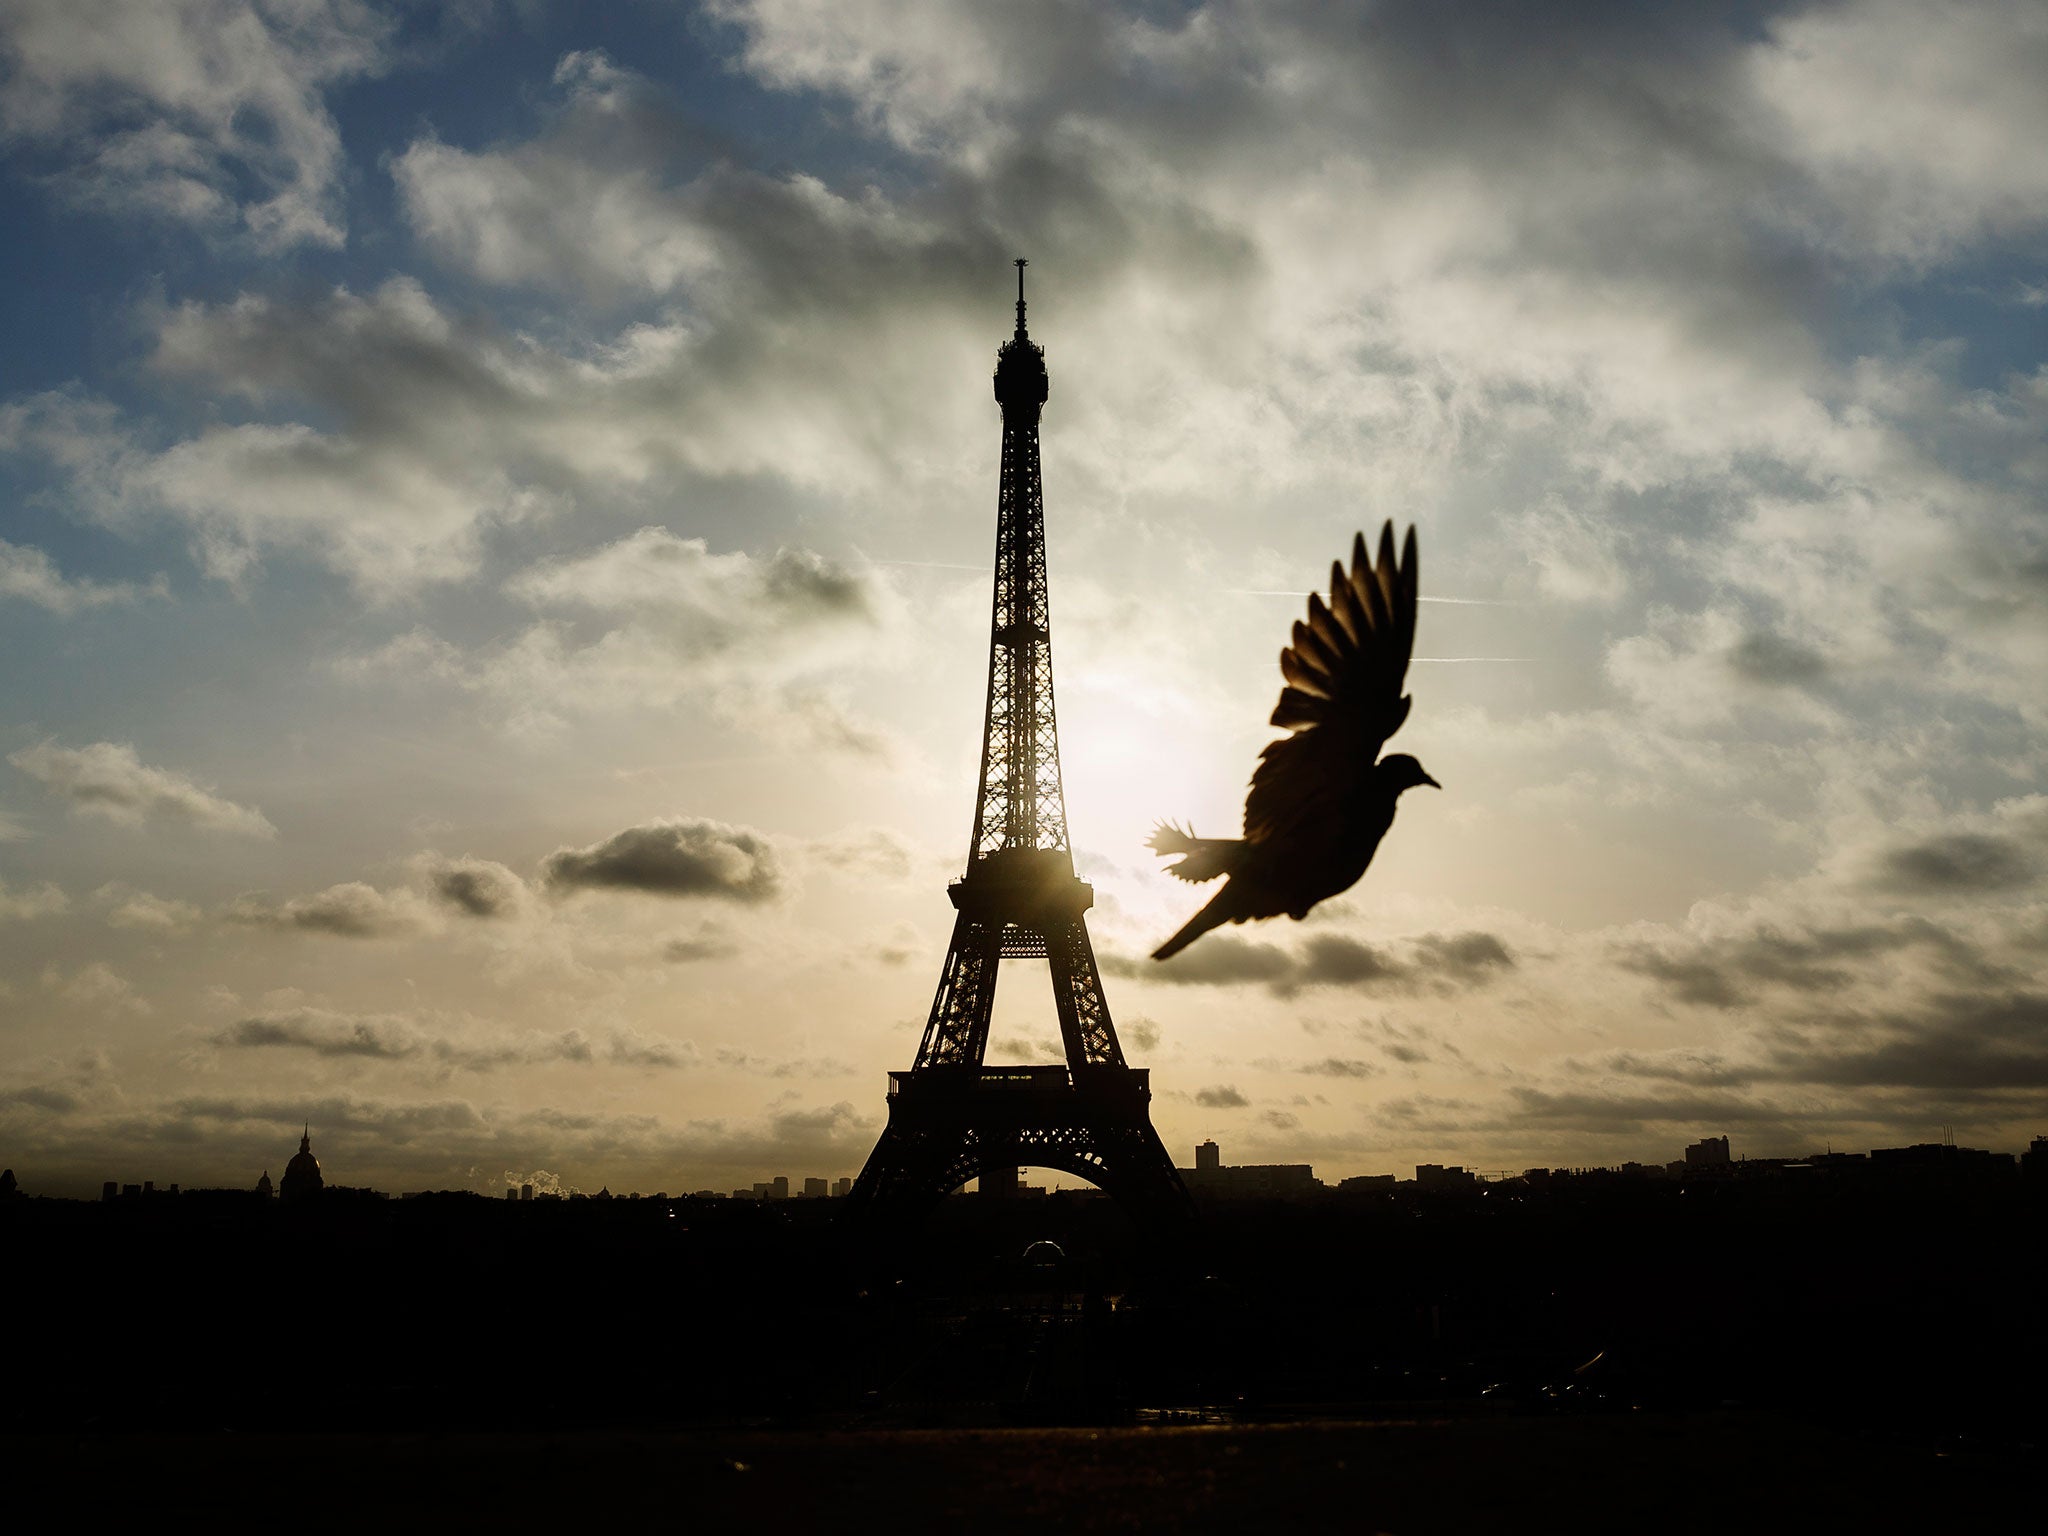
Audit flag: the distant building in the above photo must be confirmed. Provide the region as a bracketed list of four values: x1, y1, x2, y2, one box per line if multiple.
[833, 1177, 854, 1198]
[2024, 1137, 2048, 1181]
[771, 1176, 790, 1200]
[1338, 1174, 1396, 1193]
[280, 1127, 324, 1204]
[1182, 1148, 1319, 1200]
[982, 1163, 1019, 1199]
[1685, 1135, 1731, 1167]
[802, 1177, 828, 1199]
[1869, 1142, 2016, 1179]
[255, 1170, 273, 1199]
[1415, 1164, 1477, 1191]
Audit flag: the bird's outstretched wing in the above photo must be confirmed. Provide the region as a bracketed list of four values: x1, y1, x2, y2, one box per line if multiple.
[1147, 822, 1239, 883]
[1242, 522, 1417, 845]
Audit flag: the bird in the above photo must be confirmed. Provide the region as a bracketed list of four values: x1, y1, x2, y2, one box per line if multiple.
[1149, 521, 1437, 960]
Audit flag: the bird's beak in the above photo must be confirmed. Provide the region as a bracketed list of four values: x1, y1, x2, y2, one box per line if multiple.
[1421, 773, 1441, 789]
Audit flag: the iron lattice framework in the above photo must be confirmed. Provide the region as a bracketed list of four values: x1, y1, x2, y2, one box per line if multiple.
[849, 262, 1192, 1243]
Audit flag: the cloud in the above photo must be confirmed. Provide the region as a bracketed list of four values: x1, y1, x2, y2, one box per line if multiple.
[8, 740, 275, 835]
[0, 0, 393, 248]
[1878, 832, 2038, 894]
[1295, 1058, 1380, 1079]
[1195, 1084, 1249, 1109]
[42, 961, 149, 1016]
[1291, 935, 1408, 988]
[391, 49, 725, 299]
[1748, 0, 2048, 264]
[211, 1008, 699, 1075]
[1120, 1016, 1161, 1052]
[1727, 630, 1828, 688]
[1110, 935, 1292, 987]
[1413, 931, 1517, 983]
[96, 884, 200, 932]
[661, 923, 742, 963]
[1760, 992, 2048, 1092]
[0, 878, 67, 921]
[0, 538, 154, 612]
[542, 818, 784, 903]
[216, 1009, 419, 1060]
[509, 527, 874, 627]
[1114, 928, 1514, 997]
[226, 882, 431, 938]
[713, 1048, 856, 1079]
[805, 825, 918, 882]
[416, 855, 529, 919]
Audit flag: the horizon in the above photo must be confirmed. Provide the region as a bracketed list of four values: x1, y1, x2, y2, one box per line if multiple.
[5, 2, 2047, 1201]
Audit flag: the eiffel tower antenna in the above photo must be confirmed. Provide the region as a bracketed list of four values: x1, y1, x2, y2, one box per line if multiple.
[848, 261, 1194, 1243]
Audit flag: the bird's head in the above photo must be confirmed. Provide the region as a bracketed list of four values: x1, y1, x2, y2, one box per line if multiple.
[1378, 753, 1441, 794]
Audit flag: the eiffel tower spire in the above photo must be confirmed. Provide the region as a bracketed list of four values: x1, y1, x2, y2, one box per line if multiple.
[848, 263, 1192, 1242]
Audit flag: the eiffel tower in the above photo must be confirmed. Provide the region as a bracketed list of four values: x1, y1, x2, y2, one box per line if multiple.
[848, 261, 1194, 1242]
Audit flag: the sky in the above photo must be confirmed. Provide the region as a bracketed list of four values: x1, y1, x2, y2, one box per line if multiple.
[2, 0, 2045, 1198]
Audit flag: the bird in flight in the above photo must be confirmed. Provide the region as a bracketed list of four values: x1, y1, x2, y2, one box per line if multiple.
[1150, 522, 1437, 960]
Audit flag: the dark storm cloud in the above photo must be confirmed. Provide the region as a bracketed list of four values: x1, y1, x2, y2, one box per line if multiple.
[1195, 1085, 1250, 1109]
[1728, 630, 1828, 686]
[0, 1084, 81, 1114]
[217, 1011, 417, 1060]
[1762, 992, 2048, 1093]
[541, 818, 783, 903]
[1104, 935, 1293, 987]
[211, 1009, 696, 1074]
[759, 547, 873, 616]
[420, 855, 526, 919]
[1114, 929, 1513, 998]
[1293, 935, 1407, 988]
[1414, 931, 1516, 982]
[1590, 1050, 1750, 1089]
[1878, 832, 2038, 894]
[1616, 918, 1985, 1009]
[1506, 1086, 1806, 1133]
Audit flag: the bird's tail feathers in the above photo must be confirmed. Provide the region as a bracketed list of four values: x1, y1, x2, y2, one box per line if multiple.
[1147, 821, 1243, 884]
[1152, 891, 1234, 961]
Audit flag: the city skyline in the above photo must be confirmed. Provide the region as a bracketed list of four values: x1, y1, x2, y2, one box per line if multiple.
[5, 2, 2048, 1198]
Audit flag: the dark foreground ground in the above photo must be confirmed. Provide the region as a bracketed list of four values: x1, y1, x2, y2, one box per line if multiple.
[6, 1173, 2043, 1527]
[15, 1416, 2040, 1533]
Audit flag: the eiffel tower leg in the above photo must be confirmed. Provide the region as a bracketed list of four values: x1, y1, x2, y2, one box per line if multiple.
[912, 913, 1001, 1068]
[1046, 916, 1123, 1068]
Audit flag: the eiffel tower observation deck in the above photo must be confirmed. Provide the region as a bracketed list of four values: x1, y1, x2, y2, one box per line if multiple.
[847, 262, 1194, 1243]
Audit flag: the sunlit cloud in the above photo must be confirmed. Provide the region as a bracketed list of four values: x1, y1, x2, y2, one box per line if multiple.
[9, 740, 276, 836]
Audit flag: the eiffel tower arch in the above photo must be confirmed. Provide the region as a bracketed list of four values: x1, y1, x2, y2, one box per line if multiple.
[848, 262, 1195, 1245]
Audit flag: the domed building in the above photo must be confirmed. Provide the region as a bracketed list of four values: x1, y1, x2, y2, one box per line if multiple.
[280, 1126, 324, 1204]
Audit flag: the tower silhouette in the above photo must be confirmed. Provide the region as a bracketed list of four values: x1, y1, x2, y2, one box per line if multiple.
[848, 262, 1194, 1241]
